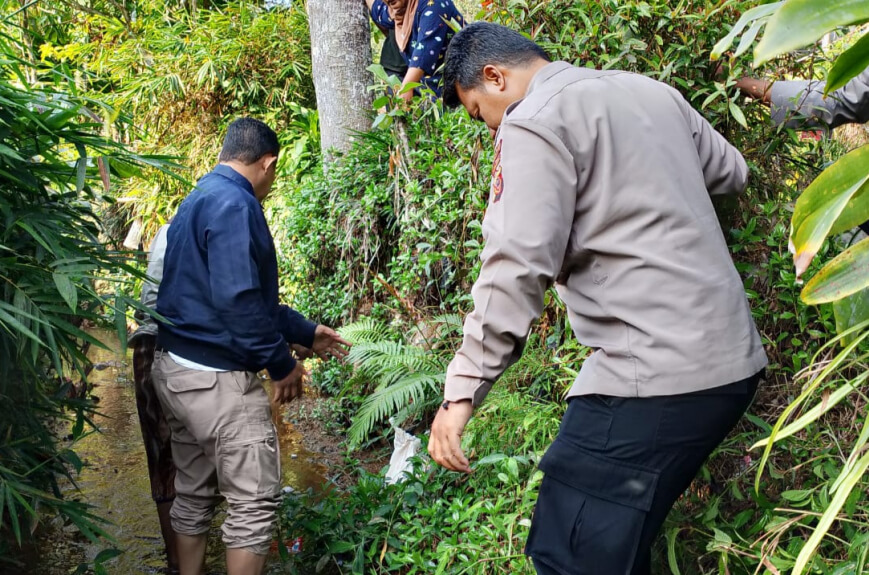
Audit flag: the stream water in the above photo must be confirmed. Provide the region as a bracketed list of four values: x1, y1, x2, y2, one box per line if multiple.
[12, 329, 326, 574]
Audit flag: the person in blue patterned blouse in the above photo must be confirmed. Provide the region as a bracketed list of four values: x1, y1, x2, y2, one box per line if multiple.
[364, 0, 464, 101]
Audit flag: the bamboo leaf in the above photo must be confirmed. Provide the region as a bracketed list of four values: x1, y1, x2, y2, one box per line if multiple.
[792, 450, 869, 575]
[710, 2, 782, 59]
[52, 271, 77, 311]
[114, 292, 128, 350]
[666, 527, 682, 575]
[97, 156, 111, 192]
[801, 237, 869, 304]
[755, 0, 869, 65]
[0, 303, 44, 346]
[831, 414, 869, 493]
[790, 145, 869, 279]
[751, 372, 867, 449]
[734, 19, 766, 58]
[754, 328, 869, 492]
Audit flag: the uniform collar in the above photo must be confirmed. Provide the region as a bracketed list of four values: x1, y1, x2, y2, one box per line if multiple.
[526, 60, 573, 96]
[502, 61, 573, 122]
[213, 164, 255, 197]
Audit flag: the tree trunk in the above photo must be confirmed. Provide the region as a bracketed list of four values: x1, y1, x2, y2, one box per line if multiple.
[306, 0, 373, 166]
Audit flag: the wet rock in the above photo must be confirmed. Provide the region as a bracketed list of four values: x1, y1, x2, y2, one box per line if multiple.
[93, 360, 126, 371]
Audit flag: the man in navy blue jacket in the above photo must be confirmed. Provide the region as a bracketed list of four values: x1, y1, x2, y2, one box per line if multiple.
[153, 117, 349, 575]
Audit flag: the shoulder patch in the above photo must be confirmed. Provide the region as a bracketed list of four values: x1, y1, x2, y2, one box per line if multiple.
[491, 139, 504, 203]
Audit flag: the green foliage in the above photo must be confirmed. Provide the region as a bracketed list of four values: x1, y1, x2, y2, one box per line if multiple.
[714, 3, 869, 573]
[0, 19, 171, 555]
[338, 316, 462, 448]
[280, 388, 561, 575]
[277, 1, 854, 572]
[754, 0, 869, 66]
[35, 0, 316, 237]
[484, 0, 764, 128]
[272, 110, 490, 324]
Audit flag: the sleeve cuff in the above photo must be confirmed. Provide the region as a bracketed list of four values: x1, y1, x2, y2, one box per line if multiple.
[266, 353, 296, 381]
[297, 319, 317, 349]
[770, 79, 830, 129]
[444, 363, 493, 407]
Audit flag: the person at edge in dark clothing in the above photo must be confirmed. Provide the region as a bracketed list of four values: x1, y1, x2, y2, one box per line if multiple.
[428, 23, 767, 575]
[364, 0, 464, 101]
[153, 118, 351, 575]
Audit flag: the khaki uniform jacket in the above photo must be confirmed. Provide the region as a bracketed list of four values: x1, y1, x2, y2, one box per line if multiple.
[771, 68, 869, 130]
[444, 61, 768, 406]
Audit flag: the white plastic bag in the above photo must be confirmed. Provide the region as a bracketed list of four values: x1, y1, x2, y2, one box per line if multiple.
[385, 420, 421, 485]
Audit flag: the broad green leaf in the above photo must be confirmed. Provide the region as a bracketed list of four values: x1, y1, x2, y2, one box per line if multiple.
[781, 489, 814, 502]
[825, 32, 869, 95]
[792, 450, 869, 575]
[833, 286, 869, 340]
[802, 237, 869, 304]
[710, 2, 782, 59]
[53, 271, 77, 311]
[790, 145, 869, 278]
[328, 541, 356, 554]
[729, 102, 748, 128]
[755, 0, 869, 65]
[367, 64, 390, 83]
[475, 453, 508, 466]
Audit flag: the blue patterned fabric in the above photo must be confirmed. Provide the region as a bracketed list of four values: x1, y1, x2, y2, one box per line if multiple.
[370, 0, 464, 96]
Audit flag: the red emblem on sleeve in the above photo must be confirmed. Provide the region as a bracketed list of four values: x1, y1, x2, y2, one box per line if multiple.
[491, 139, 504, 203]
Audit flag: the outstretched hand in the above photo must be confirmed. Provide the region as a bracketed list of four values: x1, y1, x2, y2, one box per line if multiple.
[428, 399, 473, 473]
[311, 325, 352, 362]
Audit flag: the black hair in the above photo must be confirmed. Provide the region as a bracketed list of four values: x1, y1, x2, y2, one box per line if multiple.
[442, 22, 551, 109]
[218, 117, 280, 164]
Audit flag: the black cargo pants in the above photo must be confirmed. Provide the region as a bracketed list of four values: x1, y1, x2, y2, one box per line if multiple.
[525, 371, 761, 575]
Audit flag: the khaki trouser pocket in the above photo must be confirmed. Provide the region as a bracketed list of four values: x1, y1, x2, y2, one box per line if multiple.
[216, 422, 280, 501]
[161, 360, 218, 393]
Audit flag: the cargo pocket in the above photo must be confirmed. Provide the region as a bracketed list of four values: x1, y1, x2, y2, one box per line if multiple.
[526, 438, 659, 575]
[163, 364, 218, 394]
[216, 422, 280, 501]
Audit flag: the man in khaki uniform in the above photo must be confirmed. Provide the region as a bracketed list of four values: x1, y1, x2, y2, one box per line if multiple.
[428, 23, 767, 574]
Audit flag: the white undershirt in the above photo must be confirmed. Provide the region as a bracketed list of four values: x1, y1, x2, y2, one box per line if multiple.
[168, 351, 227, 372]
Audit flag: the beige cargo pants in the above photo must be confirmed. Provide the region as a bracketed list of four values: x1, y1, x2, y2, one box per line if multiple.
[151, 351, 280, 555]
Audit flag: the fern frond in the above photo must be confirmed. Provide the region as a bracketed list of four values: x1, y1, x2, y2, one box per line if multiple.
[347, 371, 444, 448]
[348, 341, 431, 382]
[432, 313, 463, 332]
[339, 317, 393, 344]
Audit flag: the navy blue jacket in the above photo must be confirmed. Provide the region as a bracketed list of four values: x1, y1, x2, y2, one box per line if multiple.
[156, 164, 316, 380]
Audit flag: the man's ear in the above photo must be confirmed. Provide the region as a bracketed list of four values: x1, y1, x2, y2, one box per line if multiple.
[481, 64, 506, 92]
[263, 154, 278, 172]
